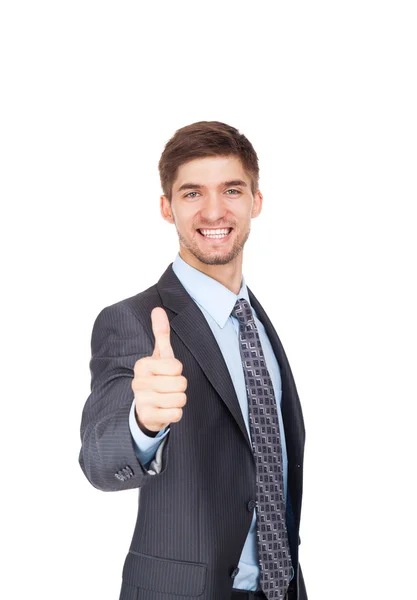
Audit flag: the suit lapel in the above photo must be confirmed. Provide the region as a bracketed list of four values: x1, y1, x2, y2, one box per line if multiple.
[157, 264, 252, 451]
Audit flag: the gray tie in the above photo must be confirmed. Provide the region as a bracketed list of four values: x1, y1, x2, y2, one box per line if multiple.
[231, 297, 292, 600]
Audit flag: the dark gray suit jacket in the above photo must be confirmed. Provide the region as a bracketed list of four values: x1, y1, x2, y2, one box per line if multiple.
[79, 263, 307, 600]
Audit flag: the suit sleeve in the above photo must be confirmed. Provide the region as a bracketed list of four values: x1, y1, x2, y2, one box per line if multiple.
[78, 301, 171, 491]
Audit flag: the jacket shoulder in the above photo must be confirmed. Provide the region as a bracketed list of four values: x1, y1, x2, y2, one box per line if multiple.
[95, 282, 161, 326]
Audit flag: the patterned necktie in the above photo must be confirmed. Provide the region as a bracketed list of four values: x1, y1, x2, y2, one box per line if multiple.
[231, 298, 292, 600]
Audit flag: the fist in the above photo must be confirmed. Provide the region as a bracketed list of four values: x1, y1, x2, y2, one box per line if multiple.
[132, 307, 187, 434]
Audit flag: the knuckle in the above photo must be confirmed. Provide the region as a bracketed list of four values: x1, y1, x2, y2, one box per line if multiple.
[133, 360, 141, 375]
[173, 407, 183, 421]
[134, 391, 147, 408]
[132, 375, 146, 391]
[133, 356, 143, 367]
[174, 358, 183, 373]
[134, 356, 150, 374]
[135, 404, 146, 422]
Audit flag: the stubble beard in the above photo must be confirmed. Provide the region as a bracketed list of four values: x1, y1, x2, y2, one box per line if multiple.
[177, 227, 251, 266]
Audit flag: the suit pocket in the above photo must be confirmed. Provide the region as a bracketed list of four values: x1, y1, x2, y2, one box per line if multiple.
[122, 550, 207, 597]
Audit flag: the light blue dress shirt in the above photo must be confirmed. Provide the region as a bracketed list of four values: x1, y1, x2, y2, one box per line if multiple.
[129, 252, 292, 590]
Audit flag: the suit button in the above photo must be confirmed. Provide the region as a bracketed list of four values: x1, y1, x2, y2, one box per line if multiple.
[124, 465, 134, 478]
[115, 465, 134, 481]
[247, 500, 256, 511]
[231, 567, 239, 579]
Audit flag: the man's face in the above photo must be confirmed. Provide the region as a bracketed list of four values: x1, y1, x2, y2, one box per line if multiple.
[160, 155, 262, 266]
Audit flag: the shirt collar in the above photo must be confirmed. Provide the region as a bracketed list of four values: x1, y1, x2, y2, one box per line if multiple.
[172, 253, 251, 329]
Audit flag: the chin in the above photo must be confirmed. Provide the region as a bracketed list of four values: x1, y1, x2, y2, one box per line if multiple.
[191, 242, 245, 266]
[197, 254, 236, 266]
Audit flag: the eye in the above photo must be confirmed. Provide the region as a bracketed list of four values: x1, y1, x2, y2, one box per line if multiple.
[184, 191, 200, 198]
[226, 189, 240, 195]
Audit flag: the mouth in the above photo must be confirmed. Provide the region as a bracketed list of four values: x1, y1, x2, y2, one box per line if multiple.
[197, 227, 233, 242]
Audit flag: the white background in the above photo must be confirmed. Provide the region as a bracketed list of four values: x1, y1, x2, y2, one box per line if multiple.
[1, 2, 416, 599]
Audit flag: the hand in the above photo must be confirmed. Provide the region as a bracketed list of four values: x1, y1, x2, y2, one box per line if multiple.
[132, 307, 187, 434]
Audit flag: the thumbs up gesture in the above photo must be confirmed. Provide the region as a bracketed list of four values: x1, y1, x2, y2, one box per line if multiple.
[132, 307, 187, 434]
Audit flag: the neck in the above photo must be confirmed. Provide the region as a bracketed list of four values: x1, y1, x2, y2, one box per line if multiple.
[179, 248, 243, 295]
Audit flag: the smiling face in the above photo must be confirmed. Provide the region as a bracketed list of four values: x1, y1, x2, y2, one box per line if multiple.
[160, 155, 263, 269]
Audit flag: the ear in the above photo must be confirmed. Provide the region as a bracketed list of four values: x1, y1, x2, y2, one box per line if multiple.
[251, 190, 263, 219]
[160, 195, 175, 224]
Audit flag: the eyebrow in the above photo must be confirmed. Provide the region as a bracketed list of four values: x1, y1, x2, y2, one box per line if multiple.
[176, 179, 248, 193]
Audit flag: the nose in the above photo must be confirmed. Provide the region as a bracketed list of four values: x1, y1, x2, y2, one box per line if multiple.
[200, 192, 227, 223]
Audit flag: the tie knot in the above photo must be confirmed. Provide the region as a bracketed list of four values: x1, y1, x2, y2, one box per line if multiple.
[231, 298, 254, 325]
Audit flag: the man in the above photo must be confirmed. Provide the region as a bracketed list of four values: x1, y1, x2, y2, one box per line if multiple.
[79, 121, 307, 600]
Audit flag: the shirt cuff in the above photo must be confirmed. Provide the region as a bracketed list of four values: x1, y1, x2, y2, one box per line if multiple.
[129, 399, 170, 466]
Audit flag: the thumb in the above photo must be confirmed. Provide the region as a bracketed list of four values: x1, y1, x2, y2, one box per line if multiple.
[151, 307, 174, 359]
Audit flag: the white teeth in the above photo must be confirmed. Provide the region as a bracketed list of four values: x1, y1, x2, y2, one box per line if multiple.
[200, 228, 231, 237]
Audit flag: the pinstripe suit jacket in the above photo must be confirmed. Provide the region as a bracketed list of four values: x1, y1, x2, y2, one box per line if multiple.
[79, 263, 307, 600]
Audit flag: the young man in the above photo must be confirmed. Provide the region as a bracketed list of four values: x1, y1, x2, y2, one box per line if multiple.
[79, 121, 307, 600]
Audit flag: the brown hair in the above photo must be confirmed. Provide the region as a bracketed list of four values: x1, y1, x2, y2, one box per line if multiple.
[158, 121, 259, 202]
